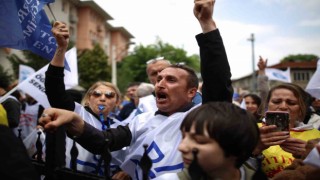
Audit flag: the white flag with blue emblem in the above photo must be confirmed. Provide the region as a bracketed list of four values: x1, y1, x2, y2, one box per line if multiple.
[265, 68, 291, 83]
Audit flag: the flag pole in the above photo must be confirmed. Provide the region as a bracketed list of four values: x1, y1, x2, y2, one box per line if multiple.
[47, 4, 57, 21]
[0, 85, 20, 103]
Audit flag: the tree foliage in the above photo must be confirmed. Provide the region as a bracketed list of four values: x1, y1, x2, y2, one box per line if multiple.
[78, 44, 111, 89]
[0, 65, 13, 89]
[281, 54, 319, 62]
[117, 40, 200, 91]
[7, 51, 49, 79]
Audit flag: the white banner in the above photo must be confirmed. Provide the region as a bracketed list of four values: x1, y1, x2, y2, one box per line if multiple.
[240, 99, 247, 110]
[137, 95, 157, 113]
[17, 47, 78, 108]
[64, 47, 78, 89]
[265, 68, 291, 83]
[306, 59, 320, 99]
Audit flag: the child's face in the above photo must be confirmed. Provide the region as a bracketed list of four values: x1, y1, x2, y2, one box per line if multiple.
[178, 124, 230, 174]
[244, 96, 258, 114]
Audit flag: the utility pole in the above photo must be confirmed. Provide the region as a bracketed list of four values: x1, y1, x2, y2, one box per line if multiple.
[111, 45, 117, 86]
[248, 33, 256, 92]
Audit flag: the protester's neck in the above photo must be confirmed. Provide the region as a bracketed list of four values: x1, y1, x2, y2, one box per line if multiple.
[85, 106, 108, 120]
[208, 167, 240, 180]
[155, 102, 194, 116]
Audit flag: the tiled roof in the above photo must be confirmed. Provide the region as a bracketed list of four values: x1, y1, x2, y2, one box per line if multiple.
[269, 60, 317, 69]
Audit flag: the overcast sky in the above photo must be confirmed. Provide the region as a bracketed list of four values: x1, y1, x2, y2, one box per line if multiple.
[94, 0, 320, 79]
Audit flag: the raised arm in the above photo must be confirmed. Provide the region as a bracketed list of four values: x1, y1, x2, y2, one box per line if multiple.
[194, 0, 216, 33]
[257, 56, 269, 114]
[51, 21, 69, 67]
[194, 0, 233, 103]
[45, 22, 75, 110]
[257, 56, 267, 76]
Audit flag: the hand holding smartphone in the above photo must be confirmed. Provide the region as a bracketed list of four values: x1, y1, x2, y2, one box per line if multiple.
[265, 111, 289, 131]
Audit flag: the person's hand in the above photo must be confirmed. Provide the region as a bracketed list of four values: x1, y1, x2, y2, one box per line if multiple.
[52, 21, 69, 49]
[51, 21, 69, 67]
[38, 108, 84, 136]
[112, 171, 131, 180]
[194, 0, 216, 33]
[258, 56, 268, 71]
[253, 125, 290, 154]
[280, 137, 307, 158]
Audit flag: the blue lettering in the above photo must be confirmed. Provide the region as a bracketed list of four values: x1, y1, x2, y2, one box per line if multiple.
[130, 141, 183, 179]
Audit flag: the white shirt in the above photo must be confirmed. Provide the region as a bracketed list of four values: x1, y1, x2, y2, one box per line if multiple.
[119, 103, 201, 179]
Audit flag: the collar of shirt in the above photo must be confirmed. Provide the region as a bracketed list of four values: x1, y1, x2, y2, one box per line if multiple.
[84, 106, 115, 127]
[84, 106, 112, 121]
[154, 102, 195, 116]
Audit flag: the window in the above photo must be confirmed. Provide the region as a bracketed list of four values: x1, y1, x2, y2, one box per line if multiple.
[293, 71, 312, 82]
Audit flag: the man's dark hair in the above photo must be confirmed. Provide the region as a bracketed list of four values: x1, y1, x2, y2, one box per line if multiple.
[180, 102, 260, 168]
[169, 64, 199, 89]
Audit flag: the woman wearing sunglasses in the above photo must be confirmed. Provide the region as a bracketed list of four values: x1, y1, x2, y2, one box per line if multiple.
[44, 22, 129, 174]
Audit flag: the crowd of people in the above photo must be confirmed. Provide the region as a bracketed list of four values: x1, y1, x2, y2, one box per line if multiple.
[1, 0, 320, 179]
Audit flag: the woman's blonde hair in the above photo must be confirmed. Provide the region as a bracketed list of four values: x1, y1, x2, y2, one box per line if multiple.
[81, 81, 121, 106]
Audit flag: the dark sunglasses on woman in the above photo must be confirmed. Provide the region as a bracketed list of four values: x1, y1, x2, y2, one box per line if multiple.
[91, 90, 116, 99]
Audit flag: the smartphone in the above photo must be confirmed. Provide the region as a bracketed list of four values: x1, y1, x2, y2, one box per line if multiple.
[265, 111, 289, 131]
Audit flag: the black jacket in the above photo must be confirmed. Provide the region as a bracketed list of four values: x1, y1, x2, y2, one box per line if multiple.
[1, 96, 21, 128]
[0, 125, 38, 179]
[196, 29, 233, 103]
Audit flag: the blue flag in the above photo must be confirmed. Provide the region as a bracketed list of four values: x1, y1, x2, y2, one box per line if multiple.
[0, 0, 70, 70]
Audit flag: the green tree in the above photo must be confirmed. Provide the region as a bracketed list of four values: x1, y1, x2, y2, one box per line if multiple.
[0, 65, 13, 89]
[281, 54, 319, 62]
[7, 51, 49, 79]
[78, 44, 111, 89]
[117, 40, 200, 92]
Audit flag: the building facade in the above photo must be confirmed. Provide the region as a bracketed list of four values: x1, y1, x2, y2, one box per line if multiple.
[0, 0, 134, 74]
[232, 60, 317, 94]
[46, 0, 134, 64]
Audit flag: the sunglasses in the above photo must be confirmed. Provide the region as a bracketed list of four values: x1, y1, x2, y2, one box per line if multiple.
[91, 90, 116, 99]
[146, 56, 165, 64]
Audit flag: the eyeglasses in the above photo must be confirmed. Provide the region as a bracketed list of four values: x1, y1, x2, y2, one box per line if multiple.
[91, 90, 116, 99]
[146, 56, 165, 64]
